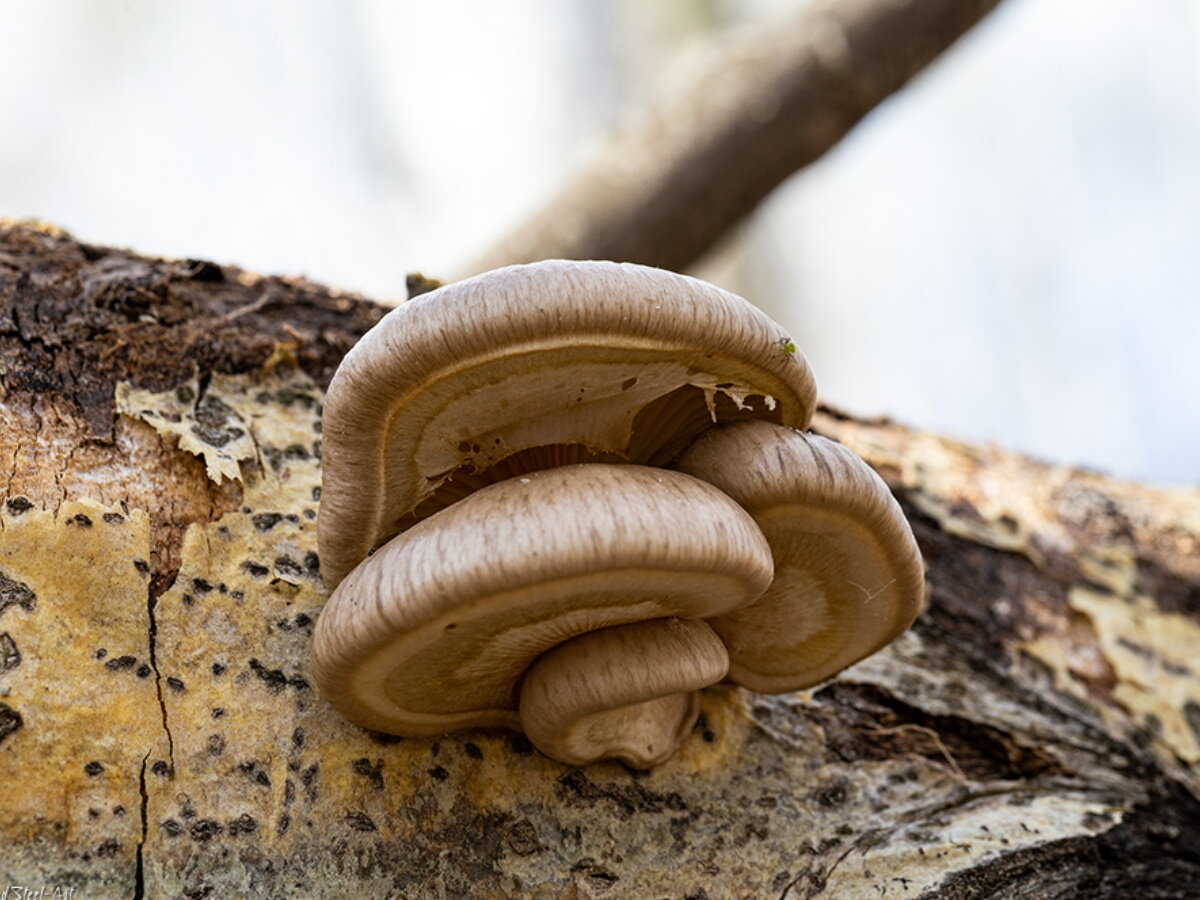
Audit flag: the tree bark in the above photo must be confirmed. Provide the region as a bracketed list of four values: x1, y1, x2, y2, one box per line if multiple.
[464, 0, 1006, 278]
[1, 222, 1198, 898]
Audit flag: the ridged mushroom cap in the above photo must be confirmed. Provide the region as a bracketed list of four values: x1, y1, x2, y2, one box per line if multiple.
[676, 420, 925, 692]
[317, 259, 816, 590]
[310, 464, 773, 744]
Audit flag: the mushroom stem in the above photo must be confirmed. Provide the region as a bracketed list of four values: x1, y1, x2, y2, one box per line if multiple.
[518, 618, 729, 768]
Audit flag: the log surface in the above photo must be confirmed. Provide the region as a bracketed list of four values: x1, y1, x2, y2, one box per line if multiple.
[1, 223, 1198, 898]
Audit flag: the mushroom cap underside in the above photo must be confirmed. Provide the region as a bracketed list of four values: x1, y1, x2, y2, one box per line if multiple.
[318, 259, 817, 590]
[311, 464, 774, 735]
[674, 420, 925, 692]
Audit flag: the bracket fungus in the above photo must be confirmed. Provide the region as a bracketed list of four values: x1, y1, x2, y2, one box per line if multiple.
[312, 260, 923, 767]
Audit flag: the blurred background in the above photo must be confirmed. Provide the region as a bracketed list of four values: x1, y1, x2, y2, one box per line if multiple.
[1, 0, 1196, 485]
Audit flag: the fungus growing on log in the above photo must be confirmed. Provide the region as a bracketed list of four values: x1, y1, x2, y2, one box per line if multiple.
[312, 260, 921, 766]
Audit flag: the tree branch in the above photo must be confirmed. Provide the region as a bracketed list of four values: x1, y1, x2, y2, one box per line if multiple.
[463, 0, 1006, 277]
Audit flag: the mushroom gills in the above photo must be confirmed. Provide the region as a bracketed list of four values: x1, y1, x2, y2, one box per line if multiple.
[518, 618, 729, 768]
[318, 261, 819, 592]
[392, 385, 783, 531]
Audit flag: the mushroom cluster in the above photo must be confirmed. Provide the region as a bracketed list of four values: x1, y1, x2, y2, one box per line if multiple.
[312, 260, 923, 767]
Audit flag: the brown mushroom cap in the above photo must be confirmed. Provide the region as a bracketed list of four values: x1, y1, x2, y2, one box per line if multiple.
[311, 464, 773, 747]
[519, 618, 729, 768]
[675, 420, 924, 693]
[318, 260, 816, 590]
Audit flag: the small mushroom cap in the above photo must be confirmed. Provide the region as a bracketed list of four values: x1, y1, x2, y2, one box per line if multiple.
[311, 464, 773, 736]
[675, 420, 924, 693]
[519, 618, 729, 768]
[318, 259, 816, 590]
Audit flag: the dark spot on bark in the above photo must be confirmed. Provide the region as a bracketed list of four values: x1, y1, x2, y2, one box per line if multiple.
[464, 742, 483, 760]
[88, 808, 101, 819]
[5, 497, 33, 514]
[212, 708, 225, 719]
[814, 777, 849, 808]
[284, 779, 295, 806]
[211, 662, 226, 676]
[311, 485, 322, 501]
[191, 578, 213, 594]
[275, 555, 303, 577]
[69, 513, 92, 527]
[0, 571, 36, 619]
[294, 613, 312, 628]
[300, 764, 319, 789]
[113, 805, 125, 816]
[161, 818, 184, 836]
[192, 395, 244, 448]
[85, 761, 104, 776]
[227, 814, 257, 836]
[181, 594, 194, 607]
[238, 761, 271, 787]
[166, 676, 185, 692]
[367, 730, 403, 746]
[353, 758, 385, 791]
[508, 735, 534, 756]
[303, 552, 320, 576]
[252, 513, 283, 532]
[0, 633, 19, 671]
[570, 859, 619, 889]
[151, 760, 171, 777]
[505, 819, 543, 856]
[95, 648, 107, 659]
[702, 730, 717, 743]
[207, 734, 225, 756]
[102, 512, 124, 524]
[133, 559, 150, 575]
[344, 811, 377, 832]
[303, 508, 316, 520]
[277, 813, 291, 836]
[230, 590, 244, 600]
[136, 663, 152, 678]
[95, 838, 120, 857]
[242, 561, 269, 578]
[284, 443, 310, 460]
[248, 657, 287, 691]
[105, 655, 137, 671]
[189, 819, 223, 842]
[3, 702, 27, 743]
[292, 727, 305, 749]
[275, 389, 319, 410]
[428, 765, 449, 781]
[182, 887, 212, 900]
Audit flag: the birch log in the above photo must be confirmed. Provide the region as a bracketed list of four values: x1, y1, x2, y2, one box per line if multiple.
[1, 223, 1198, 898]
